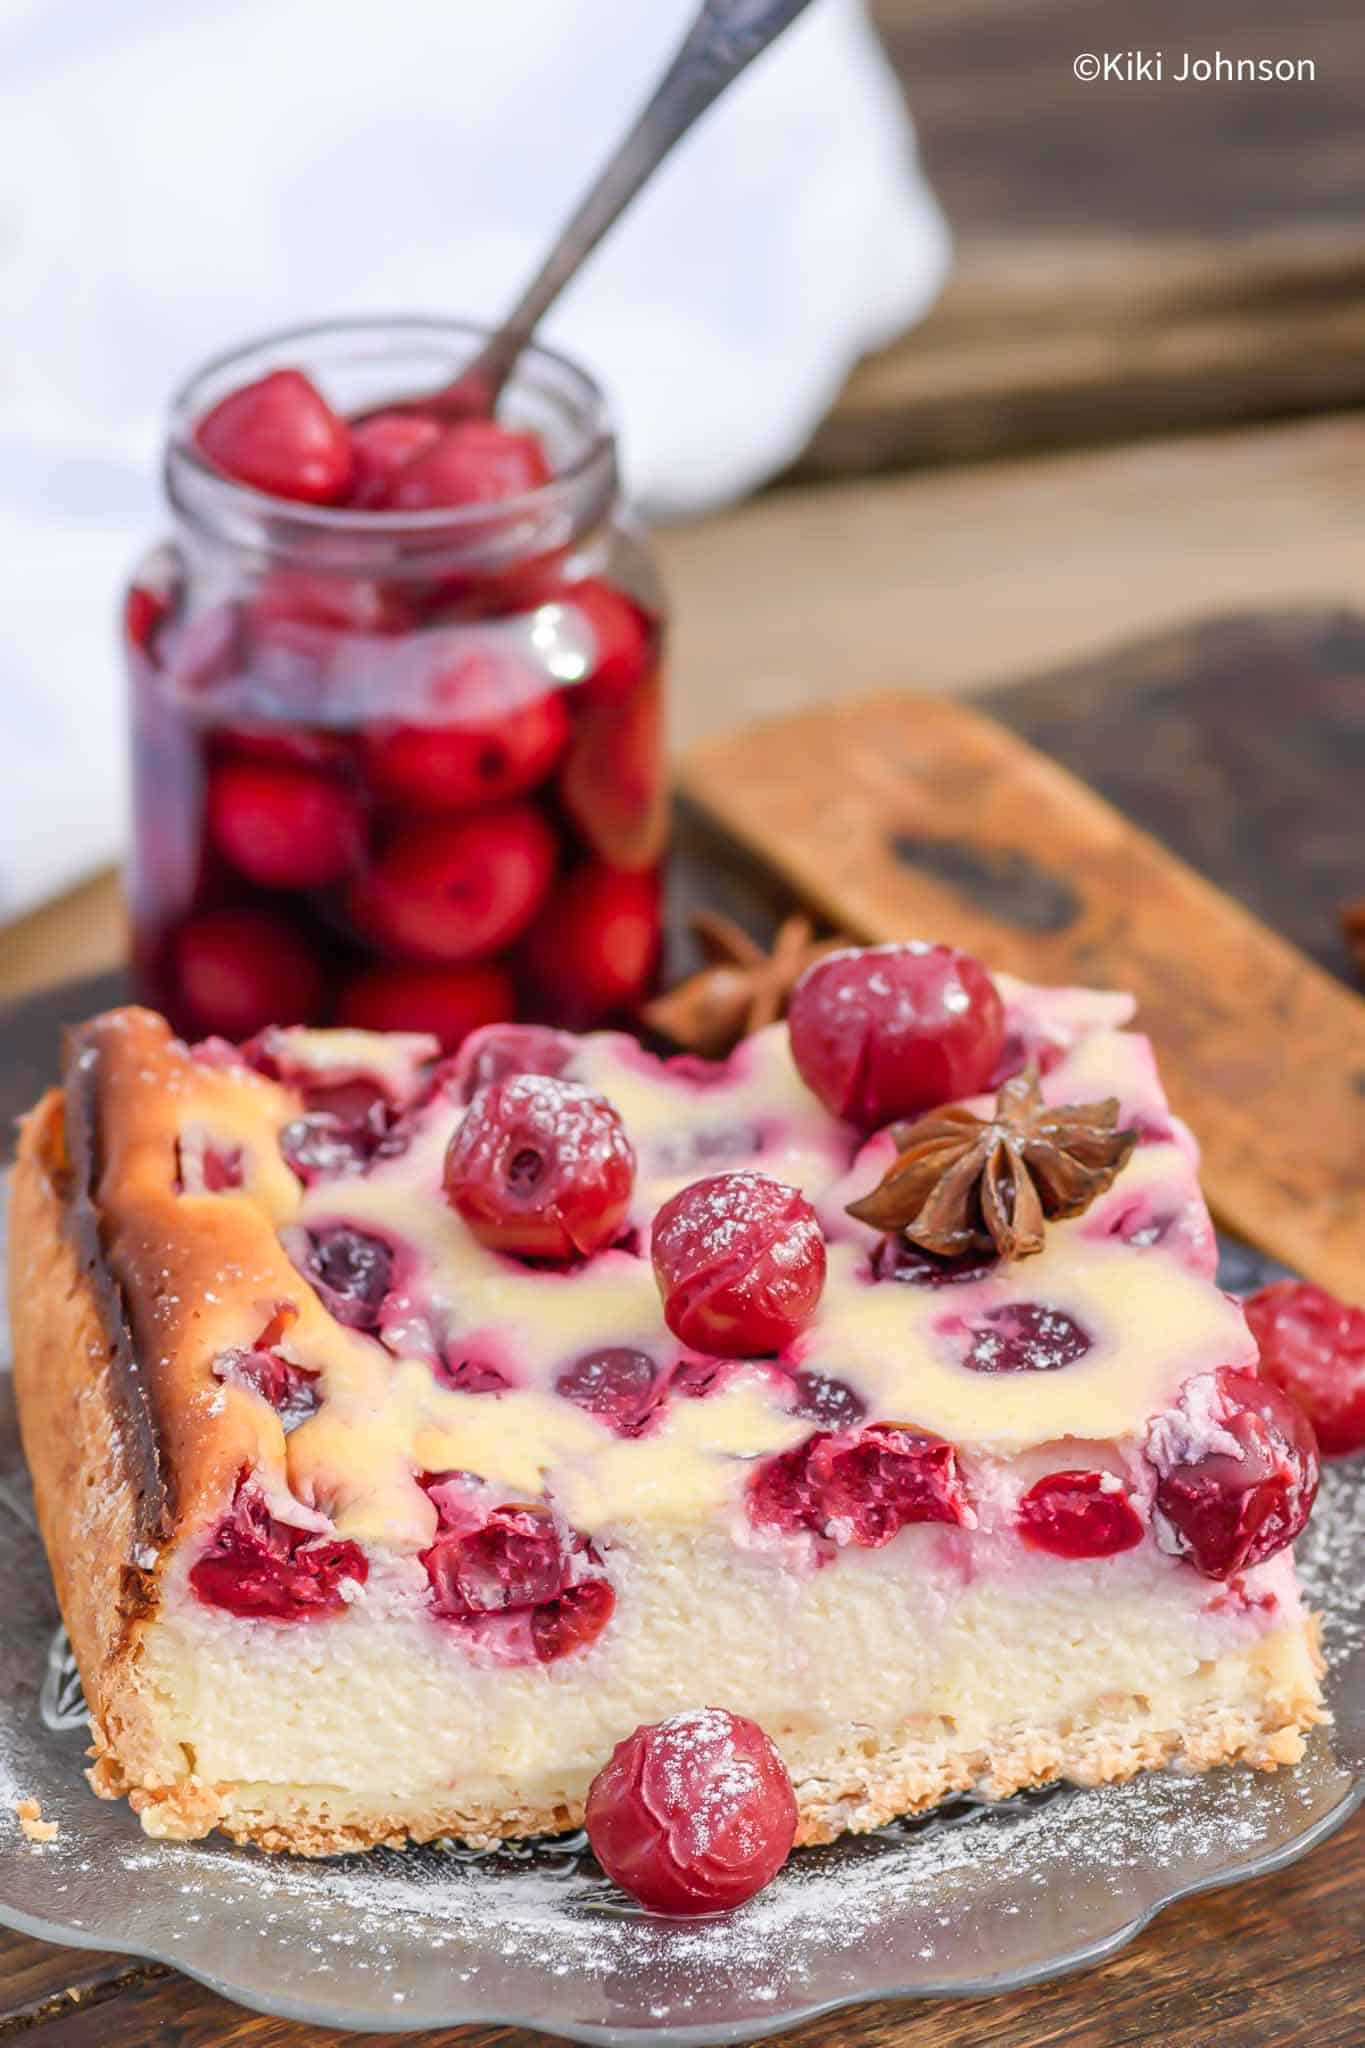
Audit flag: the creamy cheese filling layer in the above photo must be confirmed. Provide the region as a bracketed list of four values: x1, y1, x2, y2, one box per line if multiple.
[139, 1532, 1309, 1814]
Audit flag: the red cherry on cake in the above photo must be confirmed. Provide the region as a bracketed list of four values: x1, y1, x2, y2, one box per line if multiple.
[444, 1073, 635, 1261]
[386, 419, 551, 511]
[294, 1225, 395, 1331]
[962, 1302, 1093, 1373]
[348, 411, 442, 508]
[420, 1497, 615, 1663]
[206, 758, 365, 891]
[455, 1021, 577, 1099]
[748, 1423, 968, 1546]
[585, 1706, 798, 1915]
[1017, 1470, 1143, 1558]
[522, 864, 661, 1027]
[337, 960, 515, 1052]
[1244, 1280, 1365, 1459]
[194, 369, 353, 505]
[1149, 1367, 1320, 1580]
[173, 908, 324, 1039]
[788, 943, 1005, 1128]
[362, 678, 570, 811]
[348, 805, 556, 964]
[213, 1347, 321, 1434]
[787, 1370, 866, 1429]
[651, 1172, 826, 1357]
[556, 1348, 664, 1436]
[190, 1476, 366, 1620]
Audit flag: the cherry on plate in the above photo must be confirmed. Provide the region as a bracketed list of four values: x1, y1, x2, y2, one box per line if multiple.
[651, 1171, 826, 1357]
[206, 758, 365, 891]
[444, 1073, 635, 1261]
[337, 960, 516, 1051]
[1149, 1367, 1320, 1578]
[521, 863, 662, 1027]
[348, 804, 556, 964]
[194, 369, 353, 505]
[585, 1706, 798, 1915]
[1244, 1279, 1365, 1459]
[387, 420, 551, 510]
[173, 908, 324, 1039]
[788, 942, 1005, 1128]
[1017, 1469, 1144, 1558]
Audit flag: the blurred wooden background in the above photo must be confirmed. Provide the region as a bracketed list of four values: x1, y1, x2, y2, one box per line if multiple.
[4, 0, 1364, 1008]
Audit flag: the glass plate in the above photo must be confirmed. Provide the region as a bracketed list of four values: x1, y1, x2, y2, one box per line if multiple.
[1, 1211, 1361, 2044]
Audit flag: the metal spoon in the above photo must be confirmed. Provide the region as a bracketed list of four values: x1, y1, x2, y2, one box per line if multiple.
[419, 0, 823, 418]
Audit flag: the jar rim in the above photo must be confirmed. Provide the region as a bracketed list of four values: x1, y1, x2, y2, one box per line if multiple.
[164, 314, 618, 561]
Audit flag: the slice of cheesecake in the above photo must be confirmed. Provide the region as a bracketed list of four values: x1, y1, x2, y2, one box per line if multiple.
[9, 948, 1322, 1856]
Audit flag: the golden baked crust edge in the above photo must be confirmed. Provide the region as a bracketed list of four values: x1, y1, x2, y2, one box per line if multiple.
[9, 1091, 174, 1800]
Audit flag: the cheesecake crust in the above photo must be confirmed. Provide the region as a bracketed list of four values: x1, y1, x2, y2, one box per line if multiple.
[104, 1630, 1325, 1857]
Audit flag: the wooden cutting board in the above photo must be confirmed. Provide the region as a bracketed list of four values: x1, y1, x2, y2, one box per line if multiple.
[680, 620, 1365, 1306]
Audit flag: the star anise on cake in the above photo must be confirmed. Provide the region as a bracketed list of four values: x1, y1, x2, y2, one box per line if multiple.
[641, 911, 846, 1058]
[845, 1068, 1138, 1263]
[1340, 898, 1365, 985]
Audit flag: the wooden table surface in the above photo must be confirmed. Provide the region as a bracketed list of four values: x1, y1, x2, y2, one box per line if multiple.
[5, 3, 1365, 2041]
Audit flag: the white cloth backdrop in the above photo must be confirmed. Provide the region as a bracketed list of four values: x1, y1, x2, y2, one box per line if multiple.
[0, 0, 949, 920]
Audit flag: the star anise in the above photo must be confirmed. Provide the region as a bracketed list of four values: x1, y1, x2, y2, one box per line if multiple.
[641, 911, 845, 1058]
[845, 1068, 1138, 1263]
[1340, 899, 1365, 986]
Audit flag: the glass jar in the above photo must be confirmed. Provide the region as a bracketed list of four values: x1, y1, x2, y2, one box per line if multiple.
[125, 317, 667, 1049]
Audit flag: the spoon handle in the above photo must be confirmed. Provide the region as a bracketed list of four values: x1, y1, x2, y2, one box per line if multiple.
[464, 0, 822, 406]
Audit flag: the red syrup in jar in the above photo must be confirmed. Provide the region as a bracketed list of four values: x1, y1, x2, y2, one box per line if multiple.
[128, 323, 667, 1049]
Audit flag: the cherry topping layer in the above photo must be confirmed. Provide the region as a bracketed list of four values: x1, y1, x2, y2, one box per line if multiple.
[420, 1495, 614, 1664]
[748, 1423, 968, 1546]
[1017, 1470, 1143, 1558]
[1244, 1280, 1365, 1459]
[556, 1348, 664, 1436]
[788, 943, 1005, 1128]
[651, 1173, 827, 1358]
[1148, 1367, 1320, 1579]
[190, 1476, 366, 1619]
[585, 1706, 798, 1915]
[444, 1074, 635, 1261]
[280, 1104, 389, 1186]
[293, 1225, 394, 1330]
[194, 370, 353, 505]
[961, 1302, 1093, 1373]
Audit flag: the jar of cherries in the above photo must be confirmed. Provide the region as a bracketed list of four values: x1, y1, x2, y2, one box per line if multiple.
[125, 318, 667, 1048]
